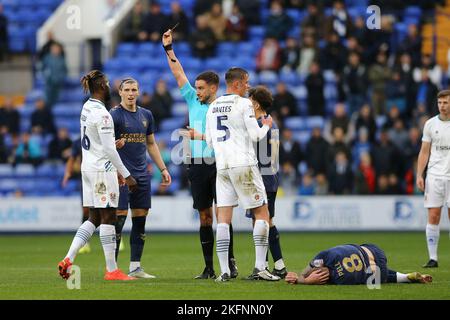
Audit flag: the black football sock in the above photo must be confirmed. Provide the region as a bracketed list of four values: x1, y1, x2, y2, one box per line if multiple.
[114, 215, 127, 260]
[269, 225, 283, 264]
[130, 216, 146, 265]
[200, 225, 214, 269]
[228, 223, 235, 260]
[387, 269, 398, 283]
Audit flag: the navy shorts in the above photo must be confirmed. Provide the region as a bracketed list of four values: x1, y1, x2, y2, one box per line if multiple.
[361, 243, 388, 283]
[118, 175, 151, 210]
[246, 191, 277, 219]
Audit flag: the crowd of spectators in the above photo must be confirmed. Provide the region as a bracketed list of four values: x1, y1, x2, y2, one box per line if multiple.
[1, 0, 450, 197]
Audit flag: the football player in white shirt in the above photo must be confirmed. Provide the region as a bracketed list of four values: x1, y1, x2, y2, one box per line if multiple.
[417, 90, 450, 268]
[205, 67, 279, 282]
[58, 70, 138, 281]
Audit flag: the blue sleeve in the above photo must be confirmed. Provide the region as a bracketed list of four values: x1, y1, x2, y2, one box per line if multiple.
[180, 82, 197, 109]
[310, 250, 328, 268]
[146, 109, 155, 135]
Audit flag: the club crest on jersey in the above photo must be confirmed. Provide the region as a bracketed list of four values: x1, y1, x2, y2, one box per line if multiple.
[110, 192, 117, 201]
[95, 182, 107, 195]
[255, 194, 260, 201]
[313, 259, 324, 267]
[102, 116, 111, 126]
[142, 120, 147, 127]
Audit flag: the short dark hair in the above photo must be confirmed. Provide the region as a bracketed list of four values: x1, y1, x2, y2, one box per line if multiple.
[195, 71, 219, 86]
[119, 78, 138, 90]
[81, 70, 107, 94]
[225, 67, 248, 84]
[248, 86, 273, 112]
[437, 90, 450, 99]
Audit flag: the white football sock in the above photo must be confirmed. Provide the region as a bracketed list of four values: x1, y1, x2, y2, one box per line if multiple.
[426, 224, 439, 261]
[396, 272, 411, 283]
[253, 220, 269, 271]
[65, 220, 96, 261]
[216, 223, 230, 276]
[130, 261, 141, 273]
[274, 259, 286, 270]
[100, 224, 118, 272]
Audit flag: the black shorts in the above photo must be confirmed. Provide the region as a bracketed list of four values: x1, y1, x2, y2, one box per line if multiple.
[187, 160, 216, 211]
[246, 191, 277, 219]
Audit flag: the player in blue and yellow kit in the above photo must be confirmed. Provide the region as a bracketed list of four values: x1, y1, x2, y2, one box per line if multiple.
[163, 28, 237, 279]
[245, 86, 287, 279]
[285, 243, 432, 285]
[111, 78, 172, 279]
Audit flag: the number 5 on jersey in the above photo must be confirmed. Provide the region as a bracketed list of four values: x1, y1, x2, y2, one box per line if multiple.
[217, 115, 230, 142]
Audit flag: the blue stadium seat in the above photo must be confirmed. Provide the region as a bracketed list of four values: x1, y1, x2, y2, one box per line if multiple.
[14, 164, 35, 177]
[279, 71, 299, 85]
[0, 164, 14, 179]
[217, 42, 236, 57]
[205, 58, 228, 72]
[234, 57, 256, 70]
[237, 42, 258, 57]
[258, 71, 278, 86]
[0, 179, 18, 194]
[175, 42, 191, 56]
[172, 103, 188, 117]
[248, 26, 265, 40]
[291, 85, 307, 100]
[284, 117, 304, 130]
[324, 84, 337, 99]
[305, 116, 325, 129]
[404, 6, 422, 19]
[160, 117, 186, 132]
[293, 130, 311, 146]
[116, 42, 138, 57]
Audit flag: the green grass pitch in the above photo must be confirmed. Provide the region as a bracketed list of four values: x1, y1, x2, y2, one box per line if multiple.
[0, 232, 448, 300]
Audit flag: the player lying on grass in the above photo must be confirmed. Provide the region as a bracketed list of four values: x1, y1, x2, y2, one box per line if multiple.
[285, 243, 432, 285]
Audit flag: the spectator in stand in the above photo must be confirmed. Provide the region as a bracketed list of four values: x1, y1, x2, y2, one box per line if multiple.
[189, 15, 217, 59]
[235, 0, 261, 25]
[204, 2, 227, 41]
[272, 82, 297, 120]
[324, 0, 353, 39]
[343, 52, 368, 116]
[305, 61, 325, 116]
[38, 31, 65, 62]
[398, 24, 422, 67]
[0, 4, 8, 61]
[351, 127, 372, 170]
[352, 16, 368, 59]
[365, 16, 394, 63]
[280, 37, 300, 72]
[327, 126, 351, 164]
[225, 4, 247, 41]
[193, 0, 213, 17]
[387, 173, 402, 195]
[297, 34, 318, 75]
[31, 98, 56, 136]
[368, 51, 391, 115]
[353, 104, 377, 143]
[265, 1, 293, 41]
[403, 126, 421, 172]
[298, 172, 315, 195]
[413, 54, 443, 89]
[280, 128, 303, 176]
[301, 2, 326, 40]
[0, 132, 7, 163]
[145, 1, 168, 42]
[121, 1, 148, 42]
[394, 53, 416, 118]
[345, 36, 365, 63]
[139, 91, 153, 110]
[375, 174, 389, 195]
[42, 43, 67, 108]
[279, 162, 298, 195]
[167, 1, 190, 41]
[354, 152, 376, 194]
[13, 132, 43, 167]
[320, 31, 348, 74]
[386, 71, 407, 115]
[306, 127, 329, 176]
[48, 127, 73, 162]
[151, 79, 173, 122]
[327, 151, 353, 195]
[314, 173, 329, 195]
[388, 119, 409, 153]
[371, 129, 400, 177]
[382, 105, 402, 130]
[109, 79, 121, 108]
[256, 37, 283, 73]
[0, 97, 20, 136]
[324, 103, 353, 144]
[415, 68, 439, 116]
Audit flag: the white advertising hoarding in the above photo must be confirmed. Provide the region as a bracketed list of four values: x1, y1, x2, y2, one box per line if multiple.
[0, 196, 448, 232]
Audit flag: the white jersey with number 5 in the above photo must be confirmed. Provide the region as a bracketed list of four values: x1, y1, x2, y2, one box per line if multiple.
[205, 94, 270, 170]
[80, 98, 130, 177]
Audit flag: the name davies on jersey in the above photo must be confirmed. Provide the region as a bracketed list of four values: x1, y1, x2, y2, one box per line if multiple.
[212, 105, 232, 113]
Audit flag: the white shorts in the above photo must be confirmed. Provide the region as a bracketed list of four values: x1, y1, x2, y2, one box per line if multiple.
[424, 175, 450, 208]
[216, 165, 267, 210]
[82, 171, 119, 208]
